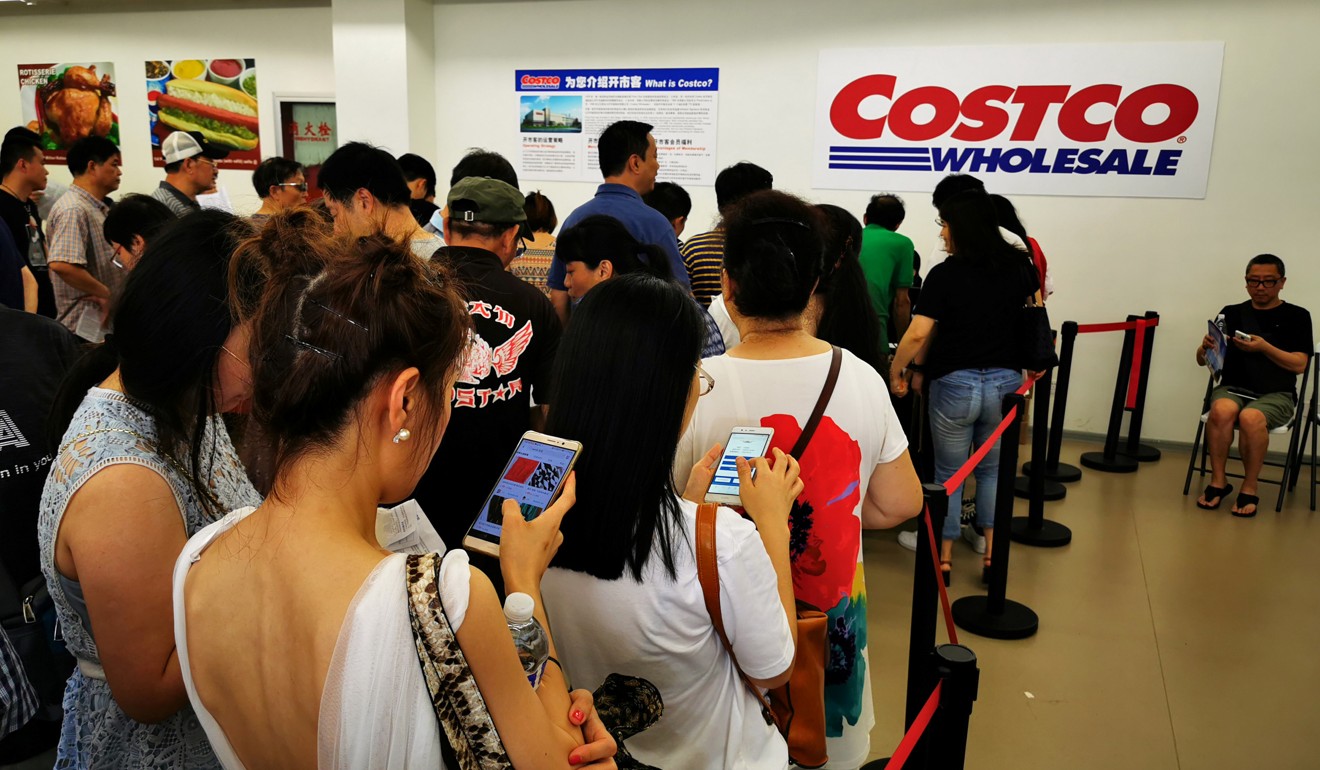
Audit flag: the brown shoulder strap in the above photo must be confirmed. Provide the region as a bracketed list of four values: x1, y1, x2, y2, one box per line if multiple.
[789, 346, 843, 460]
[695, 503, 775, 723]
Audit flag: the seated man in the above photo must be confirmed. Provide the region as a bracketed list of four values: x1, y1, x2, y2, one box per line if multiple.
[1196, 254, 1313, 516]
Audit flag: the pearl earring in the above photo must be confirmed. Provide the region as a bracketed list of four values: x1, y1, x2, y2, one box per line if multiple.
[392, 428, 411, 444]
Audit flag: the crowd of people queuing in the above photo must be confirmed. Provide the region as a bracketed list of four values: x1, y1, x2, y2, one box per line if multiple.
[0, 111, 1066, 770]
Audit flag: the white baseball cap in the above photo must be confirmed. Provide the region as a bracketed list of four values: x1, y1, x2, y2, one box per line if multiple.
[161, 131, 227, 165]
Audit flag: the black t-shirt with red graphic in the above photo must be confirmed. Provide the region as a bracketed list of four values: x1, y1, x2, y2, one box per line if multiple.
[410, 245, 562, 552]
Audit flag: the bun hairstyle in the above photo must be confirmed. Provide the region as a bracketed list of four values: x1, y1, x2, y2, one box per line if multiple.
[232, 208, 471, 495]
[721, 189, 826, 320]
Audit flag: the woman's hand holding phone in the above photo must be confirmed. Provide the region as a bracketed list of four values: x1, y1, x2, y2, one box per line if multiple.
[736, 448, 803, 536]
[499, 471, 576, 592]
[681, 443, 723, 504]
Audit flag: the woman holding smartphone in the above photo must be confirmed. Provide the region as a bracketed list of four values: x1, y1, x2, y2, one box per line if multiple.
[172, 214, 615, 769]
[541, 273, 802, 770]
[674, 190, 922, 770]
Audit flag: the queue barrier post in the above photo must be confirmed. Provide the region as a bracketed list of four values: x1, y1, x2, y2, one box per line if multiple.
[1118, 310, 1162, 462]
[1023, 321, 1082, 483]
[1011, 366, 1073, 547]
[1015, 331, 1067, 501]
[952, 393, 1040, 639]
[904, 486, 947, 731]
[1080, 316, 1141, 473]
[925, 644, 980, 770]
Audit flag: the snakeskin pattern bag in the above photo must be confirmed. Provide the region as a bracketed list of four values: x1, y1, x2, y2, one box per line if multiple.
[405, 553, 512, 770]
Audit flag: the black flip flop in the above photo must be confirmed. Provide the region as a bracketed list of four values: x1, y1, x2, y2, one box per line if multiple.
[1231, 493, 1260, 518]
[1196, 483, 1233, 510]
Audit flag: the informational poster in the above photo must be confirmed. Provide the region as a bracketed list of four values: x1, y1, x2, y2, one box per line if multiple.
[145, 58, 260, 170]
[17, 62, 118, 165]
[515, 68, 719, 185]
[814, 43, 1224, 198]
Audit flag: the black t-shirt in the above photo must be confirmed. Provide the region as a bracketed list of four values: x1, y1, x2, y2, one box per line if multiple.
[0, 226, 23, 311]
[915, 254, 1039, 381]
[0, 306, 83, 586]
[409, 199, 439, 228]
[409, 246, 562, 551]
[1220, 300, 1313, 397]
[0, 189, 55, 318]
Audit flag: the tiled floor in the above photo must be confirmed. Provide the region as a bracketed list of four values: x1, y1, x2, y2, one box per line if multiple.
[862, 439, 1320, 770]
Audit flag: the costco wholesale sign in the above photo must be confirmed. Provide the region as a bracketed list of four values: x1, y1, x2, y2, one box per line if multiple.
[813, 42, 1224, 198]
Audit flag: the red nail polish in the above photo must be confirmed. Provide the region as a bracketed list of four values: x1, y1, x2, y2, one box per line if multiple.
[569, 754, 581, 765]
[571, 709, 585, 723]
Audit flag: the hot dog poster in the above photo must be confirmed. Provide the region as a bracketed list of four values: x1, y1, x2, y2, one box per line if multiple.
[145, 58, 260, 170]
[17, 62, 119, 165]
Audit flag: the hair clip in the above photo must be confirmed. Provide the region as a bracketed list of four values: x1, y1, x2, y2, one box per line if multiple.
[748, 217, 811, 231]
[308, 299, 369, 332]
[285, 334, 342, 360]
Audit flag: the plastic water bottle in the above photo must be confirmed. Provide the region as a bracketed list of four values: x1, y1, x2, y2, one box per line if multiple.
[504, 592, 549, 689]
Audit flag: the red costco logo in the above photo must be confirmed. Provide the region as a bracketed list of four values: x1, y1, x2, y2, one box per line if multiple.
[520, 74, 561, 88]
[830, 75, 1199, 143]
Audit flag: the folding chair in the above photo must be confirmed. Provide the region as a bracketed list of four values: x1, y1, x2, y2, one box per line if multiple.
[1288, 348, 1320, 510]
[1182, 353, 1314, 513]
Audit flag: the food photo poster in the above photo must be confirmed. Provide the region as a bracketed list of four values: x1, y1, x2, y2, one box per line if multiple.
[17, 62, 120, 165]
[145, 58, 260, 170]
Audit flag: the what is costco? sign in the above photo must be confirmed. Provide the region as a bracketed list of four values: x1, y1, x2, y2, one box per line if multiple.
[813, 42, 1224, 198]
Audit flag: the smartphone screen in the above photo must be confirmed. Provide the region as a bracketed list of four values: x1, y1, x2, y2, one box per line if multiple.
[707, 430, 774, 500]
[469, 436, 578, 540]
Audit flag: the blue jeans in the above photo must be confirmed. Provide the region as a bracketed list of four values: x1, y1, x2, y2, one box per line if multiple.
[928, 368, 1023, 541]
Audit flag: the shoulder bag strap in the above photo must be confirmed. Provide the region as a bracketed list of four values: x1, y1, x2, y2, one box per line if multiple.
[789, 346, 843, 461]
[695, 503, 775, 725]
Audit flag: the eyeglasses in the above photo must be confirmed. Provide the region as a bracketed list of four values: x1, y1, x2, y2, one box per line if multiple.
[110, 242, 128, 270]
[934, 218, 947, 227]
[277, 182, 309, 192]
[194, 157, 217, 169]
[696, 362, 715, 397]
[515, 238, 528, 259]
[1245, 278, 1280, 288]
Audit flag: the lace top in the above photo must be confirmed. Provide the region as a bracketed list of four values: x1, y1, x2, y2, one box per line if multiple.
[38, 388, 260, 769]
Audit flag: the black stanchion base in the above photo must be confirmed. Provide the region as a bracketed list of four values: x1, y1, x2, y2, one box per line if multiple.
[1117, 442, 1162, 462]
[1010, 516, 1072, 547]
[861, 760, 890, 770]
[1013, 476, 1066, 500]
[1079, 451, 1139, 473]
[952, 596, 1039, 639]
[1022, 460, 1083, 483]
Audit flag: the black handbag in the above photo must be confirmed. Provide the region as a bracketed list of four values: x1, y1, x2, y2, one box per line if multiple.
[1019, 298, 1058, 371]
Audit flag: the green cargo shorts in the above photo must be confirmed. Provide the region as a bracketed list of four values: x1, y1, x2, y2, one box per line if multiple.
[1210, 386, 1296, 430]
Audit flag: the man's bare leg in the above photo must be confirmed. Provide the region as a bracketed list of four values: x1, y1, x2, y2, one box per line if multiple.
[1199, 398, 1240, 507]
[1233, 408, 1270, 515]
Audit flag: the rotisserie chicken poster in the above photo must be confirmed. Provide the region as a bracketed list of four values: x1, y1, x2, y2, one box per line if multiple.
[17, 62, 119, 165]
[145, 58, 260, 170]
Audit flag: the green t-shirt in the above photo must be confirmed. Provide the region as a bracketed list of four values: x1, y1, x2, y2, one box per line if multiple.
[858, 224, 914, 350]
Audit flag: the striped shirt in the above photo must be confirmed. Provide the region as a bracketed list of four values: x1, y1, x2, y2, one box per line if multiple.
[511, 231, 555, 298]
[46, 185, 122, 337]
[150, 181, 198, 217]
[680, 228, 724, 308]
[0, 626, 38, 740]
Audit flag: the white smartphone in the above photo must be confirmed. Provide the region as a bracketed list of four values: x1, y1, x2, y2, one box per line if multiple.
[1234, 330, 1253, 341]
[462, 431, 583, 559]
[704, 427, 775, 506]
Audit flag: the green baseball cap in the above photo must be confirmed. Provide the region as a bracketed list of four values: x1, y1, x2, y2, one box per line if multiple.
[447, 177, 529, 239]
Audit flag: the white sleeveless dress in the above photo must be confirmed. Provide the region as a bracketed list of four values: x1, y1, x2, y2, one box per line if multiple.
[172, 506, 472, 769]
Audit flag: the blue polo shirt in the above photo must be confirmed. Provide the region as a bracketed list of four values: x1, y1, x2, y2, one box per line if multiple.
[548, 183, 690, 292]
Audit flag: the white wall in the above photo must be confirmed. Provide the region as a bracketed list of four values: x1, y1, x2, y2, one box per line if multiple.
[0, 6, 336, 214]
[433, 0, 1320, 444]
